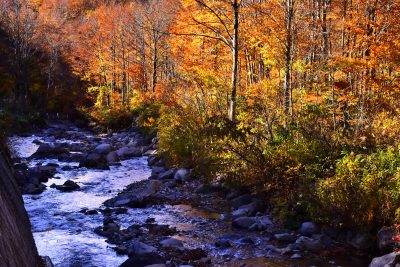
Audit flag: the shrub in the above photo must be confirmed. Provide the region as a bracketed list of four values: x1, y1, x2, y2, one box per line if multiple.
[317, 147, 400, 228]
[87, 106, 135, 130]
[132, 102, 161, 134]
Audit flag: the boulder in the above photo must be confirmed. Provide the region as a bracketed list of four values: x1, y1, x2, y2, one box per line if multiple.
[26, 166, 57, 184]
[32, 143, 52, 156]
[79, 153, 108, 169]
[249, 216, 273, 231]
[31, 143, 68, 158]
[295, 236, 323, 252]
[117, 147, 142, 159]
[174, 168, 191, 181]
[120, 253, 164, 267]
[95, 144, 112, 154]
[105, 180, 162, 208]
[160, 238, 184, 248]
[32, 139, 42, 145]
[69, 142, 86, 152]
[300, 221, 318, 237]
[232, 217, 257, 229]
[55, 180, 80, 192]
[22, 183, 46, 195]
[369, 252, 400, 267]
[231, 200, 263, 217]
[106, 151, 119, 165]
[127, 240, 157, 256]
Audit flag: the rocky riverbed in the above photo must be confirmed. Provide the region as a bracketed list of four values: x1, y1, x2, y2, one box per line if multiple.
[7, 121, 379, 266]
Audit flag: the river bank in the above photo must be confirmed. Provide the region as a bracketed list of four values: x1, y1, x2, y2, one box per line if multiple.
[6, 120, 386, 266]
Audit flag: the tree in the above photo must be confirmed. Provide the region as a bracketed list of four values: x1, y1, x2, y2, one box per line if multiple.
[0, 0, 39, 111]
[175, 0, 243, 121]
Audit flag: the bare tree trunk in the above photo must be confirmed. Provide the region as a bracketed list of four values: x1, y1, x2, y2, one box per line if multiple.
[229, 0, 239, 121]
[151, 30, 158, 94]
[284, 0, 294, 120]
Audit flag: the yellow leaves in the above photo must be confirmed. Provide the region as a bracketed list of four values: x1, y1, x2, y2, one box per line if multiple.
[143, 117, 156, 127]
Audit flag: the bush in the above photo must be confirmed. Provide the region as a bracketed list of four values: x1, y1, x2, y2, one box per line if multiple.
[157, 104, 337, 225]
[158, 105, 219, 174]
[87, 106, 135, 130]
[317, 147, 400, 228]
[0, 109, 44, 136]
[132, 102, 161, 134]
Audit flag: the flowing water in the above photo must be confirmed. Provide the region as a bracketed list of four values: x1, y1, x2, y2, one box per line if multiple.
[9, 134, 151, 266]
[8, 128, 370, 267]
[8, 130, 232, 267]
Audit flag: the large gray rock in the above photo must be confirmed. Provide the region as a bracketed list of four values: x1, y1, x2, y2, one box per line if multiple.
[232, 217, 257, 229]
[105, 180, 162, 208]
[106, 151, 119, 165]
[300, 221, 318, 237]
[33, 143, 52, 155]
[127, 240, 157, 256]
[22, 183, 46, 195]
[117, 147, 142, 159]
[233, 215, 272, 230]
[55, 180, 80, 192]
[95, 144, 112, 154]
[31, 143, 68, 158]
[369, 252, 400, 267]
[295, 236, 323, 252]
[79, 153, 108, 169]
[160, 238, 184, 248]
[231, 200, 263, 217]
[174, 168, 191, 181]
[120, 252, 164, 267]
[249, 216, 273, 231]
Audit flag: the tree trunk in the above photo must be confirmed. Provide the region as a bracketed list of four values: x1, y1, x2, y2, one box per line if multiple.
[284, 0, 294, 119]
[151, 30, 158, 94]
[229, 0, 239, 121]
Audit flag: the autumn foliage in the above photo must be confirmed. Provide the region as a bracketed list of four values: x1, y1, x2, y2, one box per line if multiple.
[0, 0, 399, 229]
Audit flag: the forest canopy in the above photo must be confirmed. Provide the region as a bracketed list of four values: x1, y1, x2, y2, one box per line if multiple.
[0, 0, 399, 229]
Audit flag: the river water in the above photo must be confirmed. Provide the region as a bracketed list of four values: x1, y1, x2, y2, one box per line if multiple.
[8, 130, 229, 267]
[8, 127, 370, 267]
[8, 130, 158, 266]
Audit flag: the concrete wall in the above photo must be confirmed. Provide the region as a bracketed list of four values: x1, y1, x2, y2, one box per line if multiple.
[0, 143, 41, 267]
